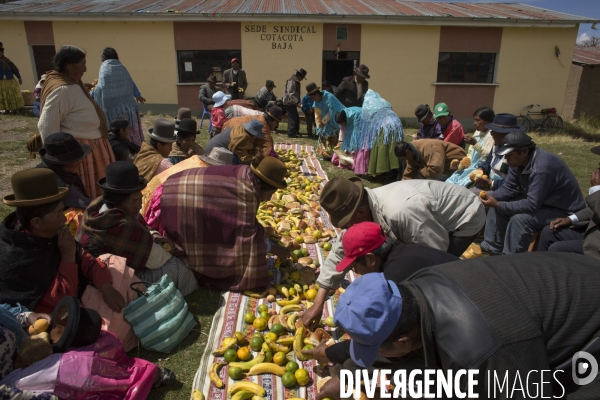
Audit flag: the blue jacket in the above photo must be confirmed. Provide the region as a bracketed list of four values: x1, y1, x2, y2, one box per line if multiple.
[417, 119, 443, 140]
[494, 148, 585, 215]
[479, 147, 508, 190]
[0, 57, 21, 81]
[301, 94, 313, 113]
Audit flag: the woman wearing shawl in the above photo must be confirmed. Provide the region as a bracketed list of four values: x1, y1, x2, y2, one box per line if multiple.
[307, 82, 345, 159]
[92, 48, 145, 146]
[446, 107, 496, 187]
[38, 45, 115, 199]
[350, 90, 404, 175]
[330, 107, 362, 170]
[0, 43, 25, 113]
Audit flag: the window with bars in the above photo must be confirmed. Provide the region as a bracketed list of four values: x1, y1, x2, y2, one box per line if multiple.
[336, 26, 348, 41]
[177, 50, 242, 83]
[436, 52, 496, 84]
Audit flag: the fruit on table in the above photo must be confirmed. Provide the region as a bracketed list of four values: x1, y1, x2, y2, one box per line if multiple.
[244, 312, 255, 324]
[247, 363, 287, 377]
[192, 389, 205, 400]
[286, 360, 299, 373]
[294, 326, 308, 361]
[237, 346, 251, 361]
[305, 289, 317, 301]
[229, 352, 266, 371]
[295, 368, 310, 386]
[234, 331, 246, 346]
[259, 311, 270, 320]
[209, 361, 226, 388]
[271, 323, 286, 336]
[231, 390, 254, 400]
[228, 366, 245, 380]
[257, 304, 269, 314]
[266, 294, 276, 303]
[264, 332, 278, 342]
[264, 349, 273, 362]
[276, 295, 300, 307]
[249, 336, 264, 351]
[228, 381, 267, 398]
[273, 351, 287, 365]
[224, 348, 238, 363]
[212, 337, 238, 356]
[253, 317, 268, 331]
[282, 371, 297, 388]
[324, 316, 336, 327]
[323, 242, 332, 251]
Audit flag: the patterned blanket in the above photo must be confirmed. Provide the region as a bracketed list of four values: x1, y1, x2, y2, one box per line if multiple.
[191, 144, 356, 400]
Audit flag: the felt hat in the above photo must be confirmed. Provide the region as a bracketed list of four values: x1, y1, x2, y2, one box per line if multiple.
[254, 97, 268, 109]
[51, 296, 102, 353]
[199, 147, 234, 166]
[175, 108, 192, 123]
[265, 105, 283, 122]
[98, 161, 148, 194]
[266, 79, 276, 88]
[319, 176, 364, 228]
[354, 64, 370, 79]
[3, 169, 68, 207]
[497, 131, 535, 156]
[433, 102, 450, 118]
[336, 222, 387, 272]
[296, 68, 308, 78]
[176, 118, 199, 135]
[212, 91, 231, 108]
[39, 132, 91, 164]
[414, 104, 431, 122]
[306, 82, 320, 95]
[207, 74, 218, 83]
[485, 113, 526, 134]
[251, 156, 288, 190]
[148, 119, 177, 143]
[243, 119, 265, 139]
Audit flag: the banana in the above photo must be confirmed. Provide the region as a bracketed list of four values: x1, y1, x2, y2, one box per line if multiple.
[243, 289, 268, 299]
[276, 335, 295, 346]
[294, 326, 308, 361]
[212, 339, 237, 357]
[274, 284, 290, 299]
[293, 284, 303, 295]
[338, 287, 346, 294]
[252, 397, 266, 400]
[209, 361, 226, 388]
[303, 338, 312, 345]
[280, 304, 303, 315]
[276, 295, 300, 307]
[231, 390, 255, 400]
[287, 313, 300, 331]
[229, 352, 266, 371]
[192, 389, 205, 400]
[247, 363, 287, 376]
[227, 381, 266, 398]
[265, 338, 290, 354]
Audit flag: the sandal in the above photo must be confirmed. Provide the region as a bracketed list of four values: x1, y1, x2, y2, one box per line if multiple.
[153, 367, 176, 389]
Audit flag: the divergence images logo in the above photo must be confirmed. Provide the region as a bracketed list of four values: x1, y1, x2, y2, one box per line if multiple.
[572, 351, 598, 386]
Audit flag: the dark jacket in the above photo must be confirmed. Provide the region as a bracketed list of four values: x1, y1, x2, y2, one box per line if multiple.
[108, 133, 140, 163]
[416, 119, 443, 140]
[222, 68, 248, 99]
[36, 160, 91, 209]
[283, 74, 302, 106]
[198, 84, 217, 107]
[334, 75, 368, 107]
[494, 148, 585, 215]
[583, 190, 600, 261]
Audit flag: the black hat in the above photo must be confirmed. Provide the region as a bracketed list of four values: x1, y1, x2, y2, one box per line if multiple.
[266, 80, 276, 88]
[148, 119, 177, 143]
[39, 132, 91, 164]
[254, 97, 268, 109]
[296, 68, 307, 78]
[176, 118, 199, 135]
[497, 131, 535, 156]
[51, 296, 102, 353]
[98, 161, 148, 193]
[306, 82, 320, 95]
[354, 64, 370, 79]
[265, 105, 283, 122]
[175, 108, 191, 123]
[207, 74, 218, 83]
[485, 113, 526, 134]
[414, 104, 431, 122]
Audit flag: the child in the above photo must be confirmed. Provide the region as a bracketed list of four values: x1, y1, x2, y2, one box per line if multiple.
[108, 119, 140, 162]
[210, 91, 231, 138]
[301, 92, 314, 138]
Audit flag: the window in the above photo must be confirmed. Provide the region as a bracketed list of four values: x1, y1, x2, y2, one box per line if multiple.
[336, 26, 348, 41]
[177, 50, 241, 83]
[436, 52, 496, 83]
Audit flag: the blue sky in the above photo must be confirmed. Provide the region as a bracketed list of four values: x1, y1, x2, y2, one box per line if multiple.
[409, 1, 600, 43]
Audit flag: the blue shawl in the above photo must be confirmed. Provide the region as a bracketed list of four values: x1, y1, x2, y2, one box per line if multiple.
[92, 59, 138, 116]
[313, 91, 345, 138]
[350, 90, 404, 151]
[341, 107, 362, 152]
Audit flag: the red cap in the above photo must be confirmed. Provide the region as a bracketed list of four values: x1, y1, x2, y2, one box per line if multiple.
[336, 222, 386, 272]
[231, 58, 240, 63]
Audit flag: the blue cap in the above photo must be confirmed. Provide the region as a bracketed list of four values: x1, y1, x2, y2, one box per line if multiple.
[242, 119, 265, 139]
[334, 273, 402, 368]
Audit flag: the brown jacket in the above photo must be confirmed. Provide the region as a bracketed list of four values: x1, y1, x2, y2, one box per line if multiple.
[228, 125, 260, 164]
[403, 139, 466, 180]
[223, 115, 272, 157]
[134, 142, 165, 181]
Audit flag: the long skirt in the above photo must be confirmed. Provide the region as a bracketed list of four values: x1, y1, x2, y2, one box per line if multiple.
[76, 137, 115, 199]
[0, 78, 24, 111]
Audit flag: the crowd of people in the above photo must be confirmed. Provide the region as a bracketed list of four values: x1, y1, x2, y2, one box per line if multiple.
[2, 42, 600, 399]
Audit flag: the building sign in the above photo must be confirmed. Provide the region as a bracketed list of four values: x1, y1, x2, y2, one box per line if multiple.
[244, 24, 318, 50]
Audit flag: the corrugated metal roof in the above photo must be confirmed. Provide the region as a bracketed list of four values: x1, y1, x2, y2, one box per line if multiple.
[573, 47, 600, 66]
[0, 0, 598, 23]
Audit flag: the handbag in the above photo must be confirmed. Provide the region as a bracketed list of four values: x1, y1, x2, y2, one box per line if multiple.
[123, 274, 196, 353]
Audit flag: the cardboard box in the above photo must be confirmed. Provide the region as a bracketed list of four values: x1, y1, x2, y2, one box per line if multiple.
[21, 91, 34, 106]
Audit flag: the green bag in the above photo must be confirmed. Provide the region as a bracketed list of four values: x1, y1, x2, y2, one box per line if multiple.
[123, 274, 195, 353]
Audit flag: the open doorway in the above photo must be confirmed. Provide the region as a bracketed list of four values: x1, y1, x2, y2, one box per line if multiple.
[322, 51, 359, 88]
[31, 45, 56, 82]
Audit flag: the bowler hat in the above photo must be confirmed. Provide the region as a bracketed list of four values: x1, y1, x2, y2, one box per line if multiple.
[414, 104, 431, 122]
[266, 80, 276, 88]
[207, 74, 217, 83]
[296, 68, 307, 78]
[4, 169, 68, 207]
[176, 118, 199, 135]
[199, 147, 234, 166]
[485, 113, 526, 134]
[212, 91, 231, 108]
[354, 64, 370, 79]
[175, 108, 191, 123]
[497, 131, 535, 156]
[254, 97, 268, 109]
[319, 176, 365, 228]
[51, 296, 102, 353]
[148, 119, 177, 143]
[265, 105, 283, 122]
[251, 156, 288, 190]
[98, 161, 148, 193]
[243, 119, 265, 139]
[306, 82, 320, 95]
[39, 132, 91, 164]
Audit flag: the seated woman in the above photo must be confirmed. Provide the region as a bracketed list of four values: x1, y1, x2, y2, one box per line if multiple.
[204, 119, 266, 165]
[134, 119, 176, 181]
[108, 119, 140, 162]
[76, 162, 198, 296]
[168, 117, 204, 165]
[445, 107, 495, 187]
[155, 156, 289, 290]
[0, 169, 125, 315]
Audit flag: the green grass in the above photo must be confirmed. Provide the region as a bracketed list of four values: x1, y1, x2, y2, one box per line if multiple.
[2, 112, 600, 399]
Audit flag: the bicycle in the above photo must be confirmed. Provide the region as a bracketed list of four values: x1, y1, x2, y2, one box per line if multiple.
[517, 104, 564, 135]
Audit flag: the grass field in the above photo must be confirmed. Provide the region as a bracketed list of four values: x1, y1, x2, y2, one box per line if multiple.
[1, 111, 599, 399]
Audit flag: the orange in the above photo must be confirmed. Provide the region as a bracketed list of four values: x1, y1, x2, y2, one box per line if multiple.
[253, 317, 268, 331]
[295, 368, 310, 386]
[234, 331, 246, 346]
[305, 289, 317, 302]
[237, 346, 251, 361]
[273, 351, 287, 365]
